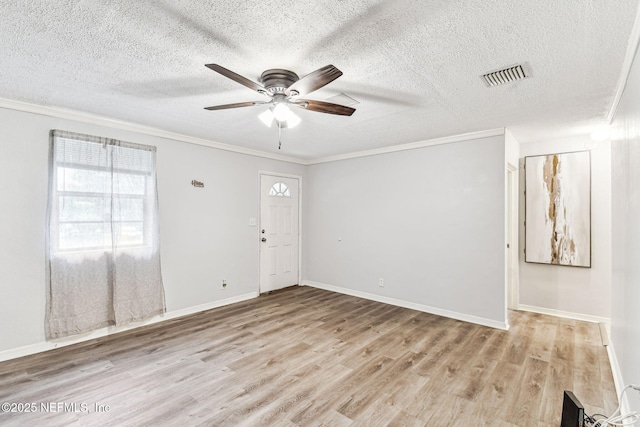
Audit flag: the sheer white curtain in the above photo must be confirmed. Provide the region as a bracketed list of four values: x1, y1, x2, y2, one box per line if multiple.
[46, 130, 165, 339]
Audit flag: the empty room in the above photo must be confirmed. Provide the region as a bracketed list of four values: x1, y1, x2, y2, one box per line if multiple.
[1, 1, 640, 426]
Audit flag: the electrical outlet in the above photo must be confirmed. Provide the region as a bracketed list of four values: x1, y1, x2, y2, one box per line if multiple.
[379, 278, 384, 288]
[221, 280, 227, 290]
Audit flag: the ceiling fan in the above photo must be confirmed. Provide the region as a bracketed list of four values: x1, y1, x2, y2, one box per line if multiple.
[203, 64, 356, 124]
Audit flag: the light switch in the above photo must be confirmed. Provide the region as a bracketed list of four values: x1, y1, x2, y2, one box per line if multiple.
[249, 217, 257, 227]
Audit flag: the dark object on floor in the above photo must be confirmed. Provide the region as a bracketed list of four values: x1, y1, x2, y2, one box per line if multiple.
[561, 390, 584, 427]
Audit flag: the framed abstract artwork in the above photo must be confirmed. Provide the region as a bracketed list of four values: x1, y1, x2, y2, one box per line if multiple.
[525, 151, 591, 267]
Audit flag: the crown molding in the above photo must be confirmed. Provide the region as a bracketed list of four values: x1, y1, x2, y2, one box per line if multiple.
[0, 97, 504, 166]
[305, 128, 506, 165]
[608, 3, 640, 123]
[0, 97, 307, 165]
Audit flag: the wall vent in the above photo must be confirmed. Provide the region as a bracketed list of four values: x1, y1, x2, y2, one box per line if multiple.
[482, 64, 528, 87]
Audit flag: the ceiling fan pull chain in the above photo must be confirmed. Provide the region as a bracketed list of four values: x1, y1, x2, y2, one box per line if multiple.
[278, 121, 282, 150]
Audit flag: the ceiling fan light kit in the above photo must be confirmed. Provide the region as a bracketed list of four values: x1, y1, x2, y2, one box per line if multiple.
[273, 103, 293, 122]
[204, 63, 355, 148]
[258, 105, 301, 128]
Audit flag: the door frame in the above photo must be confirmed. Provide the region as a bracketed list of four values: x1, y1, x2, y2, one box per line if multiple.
[506, 164, 519, 311]
[258, 171, 303, 294]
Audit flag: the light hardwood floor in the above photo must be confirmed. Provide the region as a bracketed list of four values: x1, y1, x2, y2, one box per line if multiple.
[0, 286, 617, 426]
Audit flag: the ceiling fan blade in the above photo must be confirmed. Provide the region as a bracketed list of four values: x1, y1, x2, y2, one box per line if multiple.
[294, 100, 355, 116]
[204, 101, 268, 111]
[205, 64, 268, 94]
[286, 65, 343, 96]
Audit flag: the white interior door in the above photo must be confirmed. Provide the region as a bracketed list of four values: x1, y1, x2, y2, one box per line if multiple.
[260, 174, 300, 293]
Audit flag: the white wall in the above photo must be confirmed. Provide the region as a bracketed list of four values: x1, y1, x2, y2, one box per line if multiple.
[610, 37, 640, 413]
[518, 136, 612, 320]
[0, 107, 305, 353]
[304, 135, 507, 327]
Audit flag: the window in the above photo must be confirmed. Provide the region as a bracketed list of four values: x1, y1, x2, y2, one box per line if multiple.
[51, 134, 154, 252]
[269, 182, 291, 197]
[46, 130, 165, 339]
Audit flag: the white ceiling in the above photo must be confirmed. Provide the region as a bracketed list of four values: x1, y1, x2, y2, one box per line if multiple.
[1, 0, 638, 160]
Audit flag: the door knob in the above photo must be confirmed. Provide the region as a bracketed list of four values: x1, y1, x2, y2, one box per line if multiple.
[261, 238, 267, 242]
[261, 229, 265, 234]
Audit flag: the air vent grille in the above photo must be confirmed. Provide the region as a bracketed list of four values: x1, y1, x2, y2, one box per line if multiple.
[482, 64, 527, 87]
[327, 92, 360, 107]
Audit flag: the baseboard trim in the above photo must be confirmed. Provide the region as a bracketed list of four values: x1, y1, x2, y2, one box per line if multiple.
[606, 341, 630, 416]
[0, 292, 258, 363]
[517, 305, 629, 415]
[303, 281, 509, 330]
[517, 304, 611, 325]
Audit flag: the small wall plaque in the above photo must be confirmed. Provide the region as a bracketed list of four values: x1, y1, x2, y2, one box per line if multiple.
[191, 180, 204, 188]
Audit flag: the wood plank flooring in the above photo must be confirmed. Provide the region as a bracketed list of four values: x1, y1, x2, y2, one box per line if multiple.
[0, 286, 617, 426]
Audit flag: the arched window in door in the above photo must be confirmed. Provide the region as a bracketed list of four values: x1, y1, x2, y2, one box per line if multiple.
[269, 182, 291, 197]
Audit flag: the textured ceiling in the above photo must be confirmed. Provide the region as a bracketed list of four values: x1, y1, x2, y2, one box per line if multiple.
[1, 0, 638, 160]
